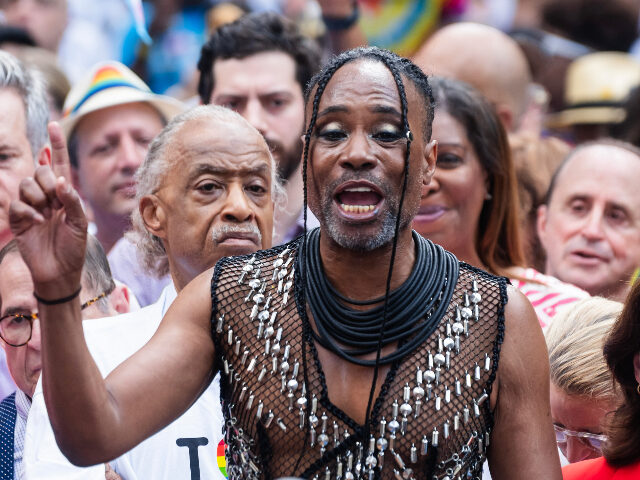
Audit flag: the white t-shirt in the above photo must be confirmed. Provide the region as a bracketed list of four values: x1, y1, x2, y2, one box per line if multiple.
[24, 286, 226, 480]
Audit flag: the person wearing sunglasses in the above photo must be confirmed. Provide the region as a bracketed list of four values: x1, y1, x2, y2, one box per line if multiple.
[0, 235, 129, 479]
[545, 297, 622, 464]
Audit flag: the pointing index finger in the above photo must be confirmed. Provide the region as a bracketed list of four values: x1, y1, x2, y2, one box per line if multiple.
[47, 121, 72, 182]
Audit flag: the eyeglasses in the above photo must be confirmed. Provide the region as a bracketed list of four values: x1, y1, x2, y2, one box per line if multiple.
[554, 424, 607, 452]
[0, 284, 115, 347]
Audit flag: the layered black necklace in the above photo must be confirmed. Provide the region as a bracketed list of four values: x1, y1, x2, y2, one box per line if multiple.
[302, 228, 459, 366]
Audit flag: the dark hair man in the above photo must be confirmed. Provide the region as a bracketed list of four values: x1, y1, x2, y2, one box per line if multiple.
[0, 235, 128, 479]
[198, 12, 321, 244]
[10, 48, 560, 479]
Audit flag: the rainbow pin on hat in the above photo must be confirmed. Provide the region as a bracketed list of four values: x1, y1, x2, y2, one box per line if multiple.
[61, 61, 184, 137]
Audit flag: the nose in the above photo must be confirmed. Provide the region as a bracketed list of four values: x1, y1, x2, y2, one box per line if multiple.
[221, 183, 254, 223]
[338, 130, 376, 171]
[28, 318, 42, 353]
[565, 437, 597, 463]
[117, 134, 144, 173]
[581, 207, 605, 241]
[243, 99, 268, 137]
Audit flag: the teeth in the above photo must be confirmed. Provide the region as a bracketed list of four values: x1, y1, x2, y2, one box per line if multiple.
[344, 187, 373, 193]
[340, 204, 376, 213]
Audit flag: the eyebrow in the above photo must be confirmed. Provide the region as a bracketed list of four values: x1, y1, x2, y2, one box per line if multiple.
[370, 105, 401, 117]
[2, 306, 33, 317]
[187, 163, 270, 182]
[317, 104, 402, 119]
[317, 105, 349, 118]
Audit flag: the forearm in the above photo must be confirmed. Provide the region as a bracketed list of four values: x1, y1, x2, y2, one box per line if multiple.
[37, 289, 122, 465]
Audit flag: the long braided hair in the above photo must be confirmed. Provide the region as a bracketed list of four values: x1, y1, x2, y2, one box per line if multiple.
[299, 46, 436, 440]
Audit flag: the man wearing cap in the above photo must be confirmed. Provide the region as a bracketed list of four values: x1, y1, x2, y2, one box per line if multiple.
[62, 60, 183, 254]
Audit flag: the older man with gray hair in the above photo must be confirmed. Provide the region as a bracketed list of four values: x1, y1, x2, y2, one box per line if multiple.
[0, 50, 50, 250]
[0, 50, 50, 400]
[23, 104, 279, 479]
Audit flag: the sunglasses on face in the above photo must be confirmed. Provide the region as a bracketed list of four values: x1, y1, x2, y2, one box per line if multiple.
[554, 424, 607, 452]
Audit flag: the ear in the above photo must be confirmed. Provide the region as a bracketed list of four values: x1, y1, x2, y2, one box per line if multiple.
[632, 352, 640, 385]
[140, 194, 168, 240]
[37, 145, 51, 166]
[536, 204, 549, 249]
[421, 140, 437, 194]
[495, 104, 514, 132]
[108, 284, 131, 315]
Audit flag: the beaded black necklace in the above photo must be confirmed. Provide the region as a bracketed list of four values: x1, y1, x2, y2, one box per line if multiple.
[303, 228, 459, 366]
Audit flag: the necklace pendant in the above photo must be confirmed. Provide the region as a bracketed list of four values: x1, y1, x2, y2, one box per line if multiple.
[443, 420, 451, 440]
[484, 353, 491, 371]
[421, 435, 429, 455]
[215, 314, 224, 333]
[463, 406, 470, 424]
[264, 410, 274, 428]
[379, 417, 387, 437]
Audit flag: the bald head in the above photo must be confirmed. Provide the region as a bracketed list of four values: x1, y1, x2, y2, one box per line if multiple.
[413, 22, 531, 131]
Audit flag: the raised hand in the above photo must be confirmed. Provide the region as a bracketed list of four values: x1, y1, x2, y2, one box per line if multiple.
[9, 122, 87, 293]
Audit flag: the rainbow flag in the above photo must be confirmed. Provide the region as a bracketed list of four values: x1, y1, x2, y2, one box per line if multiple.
[125, 0, 152, 45]
[359, 0, 446, 56]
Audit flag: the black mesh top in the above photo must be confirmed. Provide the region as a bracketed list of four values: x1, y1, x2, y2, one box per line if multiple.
[211, 234, 507, 480]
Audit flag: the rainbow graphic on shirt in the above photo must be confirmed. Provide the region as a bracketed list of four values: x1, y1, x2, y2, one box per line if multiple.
[64, 65, 149, 117]
[217, 439, 228, 478]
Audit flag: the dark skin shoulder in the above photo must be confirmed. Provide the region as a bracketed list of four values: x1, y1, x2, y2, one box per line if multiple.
[487, 285, 562, 479]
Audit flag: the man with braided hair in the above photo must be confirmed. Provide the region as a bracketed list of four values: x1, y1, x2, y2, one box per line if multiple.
[9, 47, 561, 479]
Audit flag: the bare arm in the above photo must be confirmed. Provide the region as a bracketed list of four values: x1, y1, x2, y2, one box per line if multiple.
[487, 285, 562, 479]
[10, 124, 217, 465]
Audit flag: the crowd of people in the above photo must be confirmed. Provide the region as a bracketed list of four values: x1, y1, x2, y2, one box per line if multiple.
[1, 1, 640, 479]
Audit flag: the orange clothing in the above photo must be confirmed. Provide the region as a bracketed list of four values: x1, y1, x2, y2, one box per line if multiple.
[563, 457, 640, 479]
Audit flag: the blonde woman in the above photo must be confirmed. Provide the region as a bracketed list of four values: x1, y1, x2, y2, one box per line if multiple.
[546, 297, 622, 464]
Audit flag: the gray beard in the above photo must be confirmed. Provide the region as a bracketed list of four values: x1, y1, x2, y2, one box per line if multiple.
[318, 173, 404, 252]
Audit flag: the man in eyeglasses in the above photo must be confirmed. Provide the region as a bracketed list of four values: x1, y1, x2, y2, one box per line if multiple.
[0, 235, 129, 479]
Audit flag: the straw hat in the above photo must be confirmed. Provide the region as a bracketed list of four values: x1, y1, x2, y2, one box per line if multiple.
[61, 61, 184, 137]
[546, 52, 640, 128]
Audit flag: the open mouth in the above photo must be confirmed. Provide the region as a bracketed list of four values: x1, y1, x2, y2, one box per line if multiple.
[334, 183, 383, 217]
